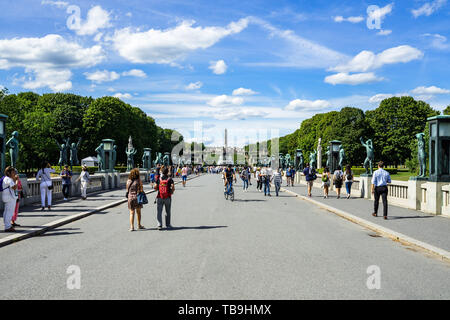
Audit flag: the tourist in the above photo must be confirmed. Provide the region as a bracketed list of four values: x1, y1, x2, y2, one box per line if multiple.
[262, 165, 273, 196]
[303, 163, 316, 197]
[76, 165, 91, 200]
[273, 168, 282, 197]
[2, 166, 19, 232]
[321, 167, 331, 199]
[36, 161, 55, 211]
[333, 166, 344, 199]
[127, 168, 145, 231]
[285, 166, 292, 186]
[154, 167, 175, 230]
[289, 166, 296, 187]
[241, 166, 250, 192]
[60, 165, 73, 201]
[150, 170, 156, 188]
[255, 167, 262, 192]
[181, 164, 188, 187]
[371, 161, 391, 220]
[344, 165, 354, 199]
[11, 169, 23, 227]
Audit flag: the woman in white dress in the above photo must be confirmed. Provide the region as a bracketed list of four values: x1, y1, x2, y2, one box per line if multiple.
[36, 161, 55, 211]
[2, 166, 18, 232]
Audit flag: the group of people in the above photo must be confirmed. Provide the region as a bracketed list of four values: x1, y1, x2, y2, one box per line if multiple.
[303, 164, 354, 199]
[127, 165, 177, 231]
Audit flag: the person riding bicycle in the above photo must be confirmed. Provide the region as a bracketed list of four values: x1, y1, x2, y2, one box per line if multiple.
[223, 164, 236, 194]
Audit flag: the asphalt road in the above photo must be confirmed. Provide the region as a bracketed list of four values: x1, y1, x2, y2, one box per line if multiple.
[0, 174, 448, 299]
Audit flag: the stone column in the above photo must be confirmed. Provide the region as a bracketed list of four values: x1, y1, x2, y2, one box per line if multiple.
[422, 181, 446, 215]
[407, 178, 427, 210]
[317, 138, 322, 169]
[359, 175, 373, 199]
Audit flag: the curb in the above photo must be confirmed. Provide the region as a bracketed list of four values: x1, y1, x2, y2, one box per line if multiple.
[0, 174, 202, 248]
[279, 186, 450, 263]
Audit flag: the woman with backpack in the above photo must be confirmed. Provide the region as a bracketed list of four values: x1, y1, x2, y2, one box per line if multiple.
[36, 161, 56, 211]
[333, 166, 344, 199]
[127, 168, 145, 231]
[321, 167, 331, 199]
[302, 163, 317, 197]
[344, 165, 354, 199]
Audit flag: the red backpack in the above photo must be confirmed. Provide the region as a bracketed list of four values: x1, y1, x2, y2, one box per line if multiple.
[158, 177, 171, 199]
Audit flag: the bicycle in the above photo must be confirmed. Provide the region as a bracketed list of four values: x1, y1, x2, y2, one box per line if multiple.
[224, 180, 234, 201]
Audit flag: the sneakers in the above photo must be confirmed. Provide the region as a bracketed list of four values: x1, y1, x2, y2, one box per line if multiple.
[157, 226, 163, 230]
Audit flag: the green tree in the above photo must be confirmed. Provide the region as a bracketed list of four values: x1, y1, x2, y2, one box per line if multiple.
[443, 105, 450, 115]
[365, 96, 439, 165]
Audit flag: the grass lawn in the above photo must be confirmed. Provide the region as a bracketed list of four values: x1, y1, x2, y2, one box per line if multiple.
[356, 170, 414, 181]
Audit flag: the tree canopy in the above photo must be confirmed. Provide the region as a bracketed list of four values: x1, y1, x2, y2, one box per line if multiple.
[0, 91, 182, 172]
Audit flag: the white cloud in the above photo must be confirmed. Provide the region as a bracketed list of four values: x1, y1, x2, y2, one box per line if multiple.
[126, 12, 132, 17]
[121, 69, 147, 78]
[247, 17, 349, 69]
[412, 0, 447, 17]
[423, 33, 449, 49]
[185, 81, 203, 90]
[75, 6, 112, 36]
[333, 16, 364, 23]
[41, 0, 68, 8]
[368, 93, 397, 103]
[113, 93, 132, 99]
[84, 70, 120, 83]
[285, 99, 331, 111]
[0, 34, 104, 91]
[213, 108, 268, 120]
[232, 88, 257, 96]
[207, 95, 244, 107]
[209, 60, 227, 75]
[107, 87, 115, 92]
[377, 29, 392, 36]
[325, 72, 383, 85]
[111, 18, 248, 64]
[411, 86, 450, 95]
[330, 45, 423, 73]
[368, 3, 394, 25]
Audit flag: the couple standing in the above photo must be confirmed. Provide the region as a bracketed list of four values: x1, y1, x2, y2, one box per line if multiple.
[127, 167, 175, 232]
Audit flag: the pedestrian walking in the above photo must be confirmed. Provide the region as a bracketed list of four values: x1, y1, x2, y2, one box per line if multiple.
[285, 166, 292, 186]
[371, 161, 391, 220]
[262, 165, 273, 196]
[321, 167, 331, 199]
[154, 167, 175, 230]
[76, 165, 90, 200]
[241, 166, 250, 192]
[255, 167, 262, 192]
[2, 166, 19, 232]
[303, 163, 317, 197]
[333, 166, 344, 199]
[60, 165, 73, 201]
[11, 169, 23, 227]
[344, 165, 354, 199]
[36, 161, 55, 211]
[127, 168, 145, 231]
[181, 164, 188, 187]
[273, 168, 282, 196]
[289, 166, 296, 187]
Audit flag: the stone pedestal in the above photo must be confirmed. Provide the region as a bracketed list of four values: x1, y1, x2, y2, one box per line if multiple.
[18, 175, 29, 207]
[359, 175, 373, 199]
[407, 177, 428, 210]
[96, 172, 109, 190]
[421, 181, 447, 215]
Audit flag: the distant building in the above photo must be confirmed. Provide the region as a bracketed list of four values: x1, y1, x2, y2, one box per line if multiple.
[81, 156, 99, 167]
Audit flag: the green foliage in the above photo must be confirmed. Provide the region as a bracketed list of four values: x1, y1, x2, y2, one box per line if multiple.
[443, 105, 450, 115]
[0, 92, 182, 172]
[365, 97, 439, 165]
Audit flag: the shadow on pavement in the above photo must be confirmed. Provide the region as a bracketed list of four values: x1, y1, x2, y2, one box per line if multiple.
[233, 199, 267, 202]
[141, 226, 228, 231]
[388, 215, 434, 220]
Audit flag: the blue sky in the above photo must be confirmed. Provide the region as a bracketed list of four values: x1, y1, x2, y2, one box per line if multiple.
[0, 0, 449, 146]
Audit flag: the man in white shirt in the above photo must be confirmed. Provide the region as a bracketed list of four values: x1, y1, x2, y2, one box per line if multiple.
[2, 166, 18, 232]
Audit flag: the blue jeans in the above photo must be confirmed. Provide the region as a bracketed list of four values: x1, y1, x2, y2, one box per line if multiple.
[226, 180, 233, 195]
[243, 179, 249, 190]
[275, 181, 281, 196]
[264, 178, 271, 195]
[345, 181, 353, 194]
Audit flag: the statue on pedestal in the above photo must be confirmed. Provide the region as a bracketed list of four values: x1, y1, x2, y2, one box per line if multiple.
[153, 152, 163, 167]
[317, 138, 322, 169]
[284, 154, 291, 169]
[112, 145, 117, 169]
[69, 138, 82, 170]
[163, 153, 170, 167]
[360, 137, 374, 175]
[55, 137, 70, 170]
[416, 133, 426, 178]
[6, 131, 19, 168]
[325, 146, 330, 168]
[95, 142, 105, 172]
[125, 136, 137, 171]
[295, 149, 304, 171]
[310, 151, 317, 170]
[339, 145, 346, 169]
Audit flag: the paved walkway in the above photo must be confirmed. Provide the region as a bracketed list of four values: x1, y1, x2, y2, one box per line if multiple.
[0, 175, 185, 241]
[279, 182, 450, 252]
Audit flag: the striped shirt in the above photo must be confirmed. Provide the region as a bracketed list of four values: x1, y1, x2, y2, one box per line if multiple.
[273, 171, 282, 183]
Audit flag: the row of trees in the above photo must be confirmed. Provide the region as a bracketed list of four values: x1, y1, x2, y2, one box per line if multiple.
[248, 96, 447, 171]
[0, 88, 183, 173]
